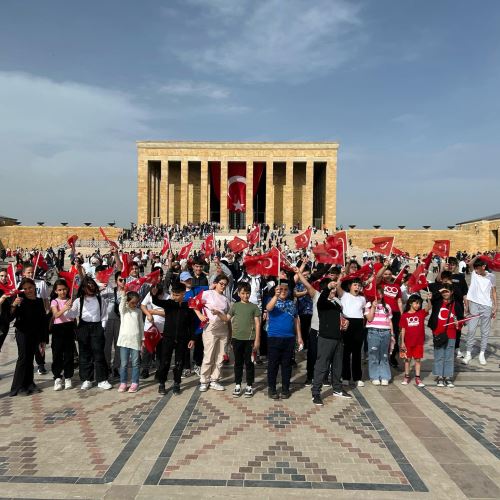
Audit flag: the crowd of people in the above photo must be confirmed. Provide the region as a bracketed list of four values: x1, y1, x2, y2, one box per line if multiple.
[0, 228, 497, 407]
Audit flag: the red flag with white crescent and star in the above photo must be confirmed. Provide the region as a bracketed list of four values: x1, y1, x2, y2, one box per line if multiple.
[325, 234, 346, 265]
[120, 253, 131, 279]
[243, 247, 280, 276]
[481, 253, 500, 272]
[246, 225, 260, 246]
[228, 236, 248, 253]
[370, 236, 395, 256]
[178, 242, 193, 260]
[431, 240, 450, 259]
[203, 233, 215, 257]
[407, 264, 429, 293]
[125, 269, 161, 293]
[0, 262, 18, 295]
[160, 234, 170, 256]
[227, 162, 246, 212]
[295, 227, 312, 249]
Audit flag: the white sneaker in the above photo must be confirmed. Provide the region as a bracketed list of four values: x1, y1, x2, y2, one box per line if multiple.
[456, 349, 464, 359]
[199, 383, 209, 392]
[193, 365, 201, 377]
[381, 379, 389, 386]
[80, 380, 93, 390]
[479, 352, 487, 365]
[232, 384, 242, 397]
[54, 378, 63, 391]
[97, 380, 112, 390]
[210, 381, 225, 391]
[462, 352, 472, 365]
[372, 379, 381, 386]
[64, 378, 73, 390]
[356, 380, 365, 387]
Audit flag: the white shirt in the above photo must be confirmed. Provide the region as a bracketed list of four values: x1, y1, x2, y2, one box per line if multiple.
[340, 293, 366, 318]
[142, 291, 169, 332]
[117, 295, 143, 351]
[35, 279, 49, 301]
[310, 291, 321, 331]
[467, 271, 496, 307]
[69, 296, 108, 327]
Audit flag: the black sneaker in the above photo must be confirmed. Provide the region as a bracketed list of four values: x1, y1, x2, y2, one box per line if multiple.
[280, 391, 291, 399]
[332, 390, 353, 399]
[268, 389, 279, 400]
[312, 395, 324, 406]
[172, 383, 181, 395]
[304, 379, 312, 386]
[158, 384, 167, 395]
[37, 365, 47, 375]
[140, 369, 150, 380]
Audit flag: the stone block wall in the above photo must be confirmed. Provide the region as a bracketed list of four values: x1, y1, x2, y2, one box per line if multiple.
[0, 226, 122, 250]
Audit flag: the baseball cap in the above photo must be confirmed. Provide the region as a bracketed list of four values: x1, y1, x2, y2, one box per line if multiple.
[179, 271, 193, 282]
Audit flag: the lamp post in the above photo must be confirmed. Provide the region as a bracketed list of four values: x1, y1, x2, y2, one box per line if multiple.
[447, 225, 455, 230]
[373, 225, 381, 229]
[398, 225, 406, 229]
[349, 225, 356, 229]
[60, 222, 68, 226]
[84, 222, 92, 227]
[37, 222, 45, 226]
[422, 225, 431, 229]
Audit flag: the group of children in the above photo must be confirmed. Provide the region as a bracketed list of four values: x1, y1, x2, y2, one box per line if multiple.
[0, 248, 496, 406]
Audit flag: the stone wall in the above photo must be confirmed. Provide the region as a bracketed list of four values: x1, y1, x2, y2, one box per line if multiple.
[0, 226, 123, 250]
[346, 228, 487, 255]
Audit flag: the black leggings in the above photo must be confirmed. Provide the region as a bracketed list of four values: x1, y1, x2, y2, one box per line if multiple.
[51, 323, 76, 379]
[342, 318, 364, 382]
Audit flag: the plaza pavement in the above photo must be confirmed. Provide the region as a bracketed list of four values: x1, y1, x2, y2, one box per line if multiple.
[0, 286, 499, 499]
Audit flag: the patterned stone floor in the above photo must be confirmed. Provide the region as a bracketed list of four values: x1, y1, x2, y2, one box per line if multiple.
[0, 294, 499, 499]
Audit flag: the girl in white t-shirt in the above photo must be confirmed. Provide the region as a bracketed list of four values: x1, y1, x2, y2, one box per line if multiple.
[337, 277, 366, 387]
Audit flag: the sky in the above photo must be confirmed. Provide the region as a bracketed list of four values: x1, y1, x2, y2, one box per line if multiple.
[1, 0, 499, 229]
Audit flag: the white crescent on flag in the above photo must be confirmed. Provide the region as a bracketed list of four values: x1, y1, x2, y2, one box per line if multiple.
[262, 258, 274, 270]
[228, 176, 246, 187]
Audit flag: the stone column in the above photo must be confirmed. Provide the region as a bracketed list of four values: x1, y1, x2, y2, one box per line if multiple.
[265, 160, 274, 225]
[324, 157, 337, 230]
[303, 160, 314, 227]
[220, 160, 228, 229]
[283, 160, 294, 229]
[246, 161, 253, 225]
[180, 160, 188, 225]
[200, 160, 209, 221]
[160, 160, 169, 224]
[137, 156, 148, 224]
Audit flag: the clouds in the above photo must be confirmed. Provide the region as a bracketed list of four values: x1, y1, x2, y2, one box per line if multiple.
[0, 71, 151, 225]
[159, 80, 230, 100]
[170, 0, 363, 83]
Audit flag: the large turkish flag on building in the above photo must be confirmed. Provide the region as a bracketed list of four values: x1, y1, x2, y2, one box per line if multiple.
[227, 162, 246, 212]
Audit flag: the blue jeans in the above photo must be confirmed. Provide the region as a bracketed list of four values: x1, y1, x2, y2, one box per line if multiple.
[433, 338, 455, 378]
[367, 328, 391, 381]
[119, 347, 140, 384]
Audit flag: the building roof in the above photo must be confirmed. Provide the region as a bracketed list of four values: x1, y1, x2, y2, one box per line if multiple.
[137, 140, 339, 150]
[456, 213, 500, 225]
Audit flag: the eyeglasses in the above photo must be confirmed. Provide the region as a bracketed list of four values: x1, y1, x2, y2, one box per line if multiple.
[117, 278, 125, 282]
[217, 282, 228, 287]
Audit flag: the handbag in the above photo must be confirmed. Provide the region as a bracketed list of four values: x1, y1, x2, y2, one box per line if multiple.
[144, 323, 163, 354]
[433, 306, 452, 349]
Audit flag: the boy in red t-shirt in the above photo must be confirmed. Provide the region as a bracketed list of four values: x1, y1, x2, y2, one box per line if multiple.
[400, 294, 431, 387]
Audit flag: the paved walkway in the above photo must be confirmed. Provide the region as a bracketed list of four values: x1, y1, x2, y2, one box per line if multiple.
[0, 305, 499, 499]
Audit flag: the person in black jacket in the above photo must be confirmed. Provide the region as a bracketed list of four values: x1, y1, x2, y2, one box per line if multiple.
[311, 279, 352, 406]
[9, 278, 49, 396]
[151, 282, 195, 395]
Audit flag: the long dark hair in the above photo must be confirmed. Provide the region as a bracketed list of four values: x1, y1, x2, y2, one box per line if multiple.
[77, 276, 100, 298]
[50, 278, 69, 301]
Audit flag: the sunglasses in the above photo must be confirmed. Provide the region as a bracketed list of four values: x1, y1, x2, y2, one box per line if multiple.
[117, 278, 125, 282]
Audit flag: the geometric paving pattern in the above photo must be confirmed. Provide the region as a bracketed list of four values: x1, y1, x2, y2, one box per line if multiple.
[0, 387, 171, 484]
[422, 385, 500, 459]
[146, 390, 427, 491]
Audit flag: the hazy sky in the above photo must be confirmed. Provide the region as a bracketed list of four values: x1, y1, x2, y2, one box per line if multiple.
[1, 0, 499, 228]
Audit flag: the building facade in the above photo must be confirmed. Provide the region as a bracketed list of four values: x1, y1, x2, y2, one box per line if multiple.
[137, 141, 339, 229]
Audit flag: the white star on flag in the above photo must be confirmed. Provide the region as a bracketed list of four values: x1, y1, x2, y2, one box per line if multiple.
[233, 200, 245, 210]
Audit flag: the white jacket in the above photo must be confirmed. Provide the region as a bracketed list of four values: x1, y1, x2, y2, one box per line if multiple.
[117, 295, 143, 351]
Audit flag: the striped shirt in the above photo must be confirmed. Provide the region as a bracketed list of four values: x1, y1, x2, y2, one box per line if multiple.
[364, 302, 392, 330]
